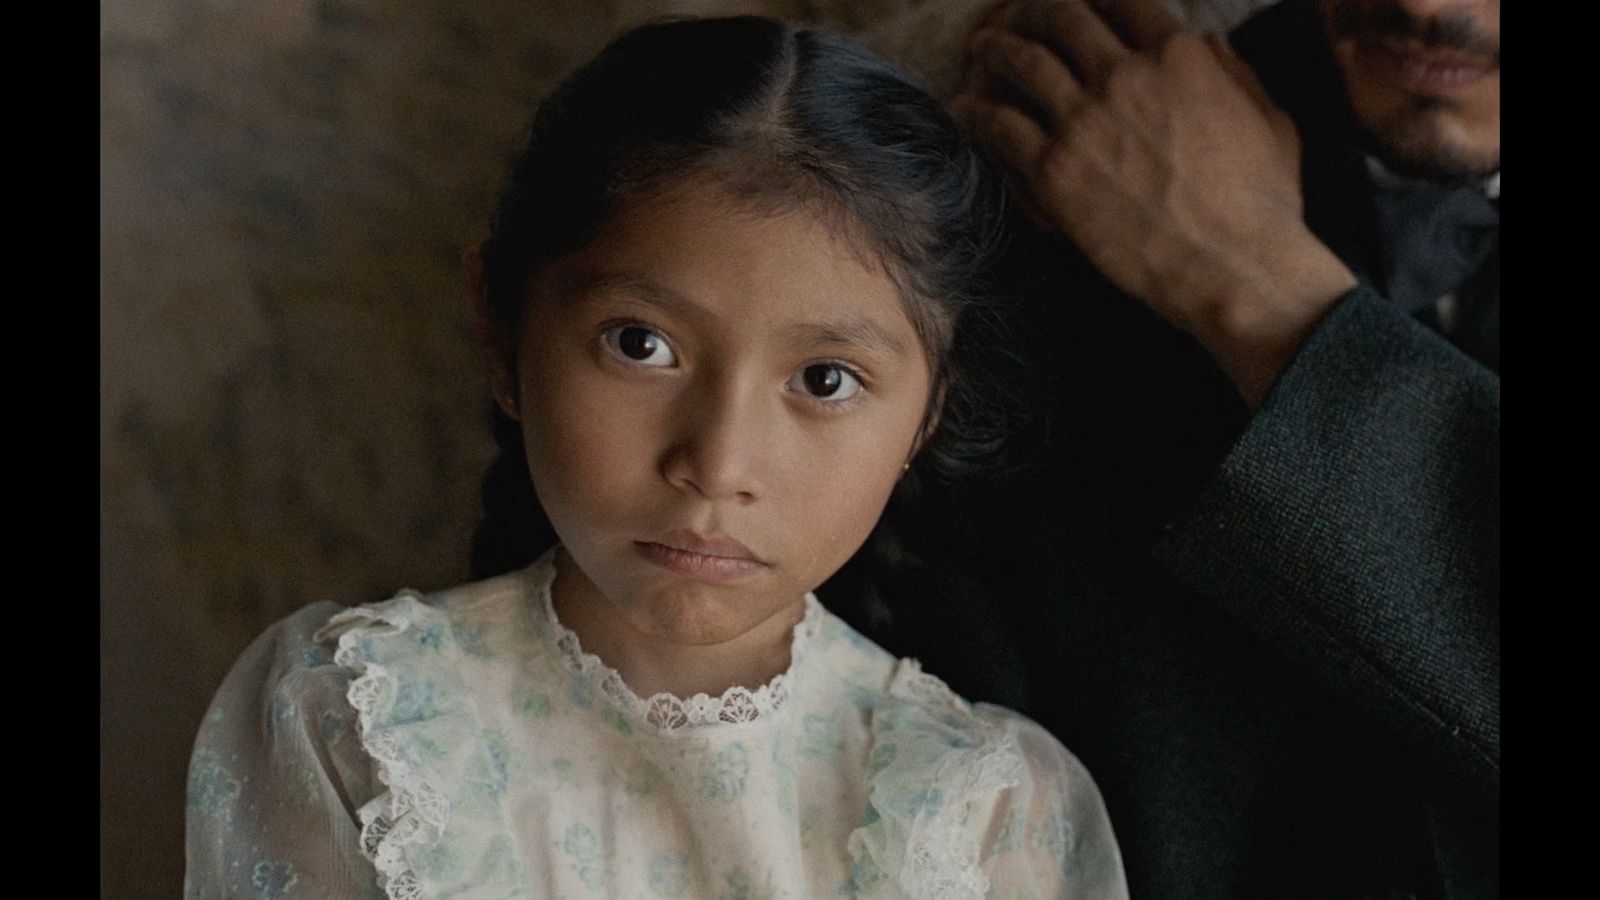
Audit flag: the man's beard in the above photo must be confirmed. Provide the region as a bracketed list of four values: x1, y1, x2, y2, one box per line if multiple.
[1321, 0, 1500, 182]
[1358, 99, 1500, 183]
[1323, 0, 1500, 60]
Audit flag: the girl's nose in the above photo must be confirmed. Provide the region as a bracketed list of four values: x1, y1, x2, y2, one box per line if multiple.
[659, 376, 769, 504]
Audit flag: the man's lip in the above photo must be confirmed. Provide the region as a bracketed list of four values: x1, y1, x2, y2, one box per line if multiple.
[1363, 39, 1495, 93]
[648, 529, 766, 564]
[1374, 38, 1493, 69]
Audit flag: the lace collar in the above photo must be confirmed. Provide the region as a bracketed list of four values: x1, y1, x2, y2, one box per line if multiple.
[526, 549, 825, 737]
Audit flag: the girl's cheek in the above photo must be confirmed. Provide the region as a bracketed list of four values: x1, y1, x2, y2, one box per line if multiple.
[785, 423, 910, 571]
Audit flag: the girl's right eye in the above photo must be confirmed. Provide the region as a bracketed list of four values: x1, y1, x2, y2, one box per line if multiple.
[601, 323, 677, 368]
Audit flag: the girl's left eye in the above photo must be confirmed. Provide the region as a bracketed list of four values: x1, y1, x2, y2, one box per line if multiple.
[789, 363, 864, 402]
[601, 324, 677, 367]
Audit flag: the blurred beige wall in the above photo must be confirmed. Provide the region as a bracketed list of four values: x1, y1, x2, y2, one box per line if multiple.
[100, 1, 1270, 896]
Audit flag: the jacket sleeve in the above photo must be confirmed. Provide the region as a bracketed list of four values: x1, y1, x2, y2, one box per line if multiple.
[1150, 283, 1499, 792]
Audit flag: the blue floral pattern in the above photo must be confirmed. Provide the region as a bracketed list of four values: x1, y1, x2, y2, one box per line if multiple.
[186, 747, 240, 815]
[183, 556, 1125, 899]
[250, 860, 297, 899]
[560, 824, 603, 890]
[699, 742, 749, 801]
[648, 852, 690, 896]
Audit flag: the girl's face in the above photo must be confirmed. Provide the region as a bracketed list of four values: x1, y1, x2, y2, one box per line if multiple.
[508, 175, 935, 647]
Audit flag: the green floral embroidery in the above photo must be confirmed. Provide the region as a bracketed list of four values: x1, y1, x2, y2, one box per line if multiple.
[480, 730, 511, 795]
[265, 691, 296, 739]
[559, 824, 603, 889]
[292, 764, 322, 809]
[865, 742, 898, 778]
[848, 685, 879, 711]
[648, 852, 690, 896]
[843, 854, 886, 895]
[454, 622, 494, 659]
[720, 866, 776, 900]
[876, 707, 913, 734]
[249, 860, 297, 899]
[600, 705, 634, 736]
[415, 623, 446, 651]
[389, 680, 443, 725]
[907, 786, 943, 818]
[799, 713, 843, 758]
[1030, 810, 1071, 863]
[186, 747, 240, 815]
[318, 709, 351, 743]
[411, 734, 448, 763]
[516, 689, 552, 719]
[569, 679, 597, 710]
[855, 804, 881, 828]
[412, 841, 464, 883]
[700, 743, 749, 801]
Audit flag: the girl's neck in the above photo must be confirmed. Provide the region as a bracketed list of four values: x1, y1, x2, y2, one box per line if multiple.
[549, 551, 808, 700]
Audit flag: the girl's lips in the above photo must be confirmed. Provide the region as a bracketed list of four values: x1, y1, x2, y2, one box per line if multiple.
[634, 540, 770, 583]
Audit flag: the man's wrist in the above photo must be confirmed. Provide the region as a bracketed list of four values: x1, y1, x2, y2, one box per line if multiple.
[1186, 239, 1358, 408]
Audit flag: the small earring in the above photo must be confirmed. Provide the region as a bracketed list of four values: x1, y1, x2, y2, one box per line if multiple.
[901, 462, 911, 473]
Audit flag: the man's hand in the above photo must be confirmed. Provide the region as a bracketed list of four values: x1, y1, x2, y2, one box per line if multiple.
[951, 0, 1358, 407]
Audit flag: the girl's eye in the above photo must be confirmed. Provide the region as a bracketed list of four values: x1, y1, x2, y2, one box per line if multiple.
[602, 324, 677, 367]
[790, 363, 864, 402]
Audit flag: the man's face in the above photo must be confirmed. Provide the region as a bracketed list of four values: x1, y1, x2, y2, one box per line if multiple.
[1317, 0, 1500, 180]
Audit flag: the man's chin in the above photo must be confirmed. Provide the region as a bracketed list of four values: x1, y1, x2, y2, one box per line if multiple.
[1365, 116, 1499, 185]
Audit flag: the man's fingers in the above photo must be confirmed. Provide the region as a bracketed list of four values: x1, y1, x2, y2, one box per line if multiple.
[1093, 0, 1184, 49]
[977, 0, 1022, 31]
[1015, 0, 1130, 88]
[954, 94, 1052, 185]
[968, 27, 1085, 126]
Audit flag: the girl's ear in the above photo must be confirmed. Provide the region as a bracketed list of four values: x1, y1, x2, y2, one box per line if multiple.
[907, 379, 947, 463]
[464, 246, 522, 422]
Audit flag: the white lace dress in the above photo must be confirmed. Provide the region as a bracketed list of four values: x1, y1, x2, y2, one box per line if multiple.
[184, 550, 1128, 899]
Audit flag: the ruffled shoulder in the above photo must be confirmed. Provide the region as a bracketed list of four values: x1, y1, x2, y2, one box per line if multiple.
[314, 584, 528, 899]
[846, 659, 1028, 899]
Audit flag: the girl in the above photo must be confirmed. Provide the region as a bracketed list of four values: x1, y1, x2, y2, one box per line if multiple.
[185, 16, 1126, 899]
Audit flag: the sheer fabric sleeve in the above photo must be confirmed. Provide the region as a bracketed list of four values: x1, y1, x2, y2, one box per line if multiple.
[184, 602, 384, 900]
[977, 709, 1129, 899]
[850, 660, 1127, 899]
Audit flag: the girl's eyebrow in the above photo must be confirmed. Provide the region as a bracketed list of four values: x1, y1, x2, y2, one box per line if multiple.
[561, 269, 712, 322]
[785, 318, 908, 357]
[563, 268, 908, 356]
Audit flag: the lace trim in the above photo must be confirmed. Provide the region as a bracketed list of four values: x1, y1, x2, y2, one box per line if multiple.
[894, 661, 1028, 900]
[326, 596, 445, 900]
[531, 553, 824, 736]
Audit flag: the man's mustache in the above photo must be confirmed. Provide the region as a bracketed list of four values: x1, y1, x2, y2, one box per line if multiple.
[1325, 1, 1500, 61]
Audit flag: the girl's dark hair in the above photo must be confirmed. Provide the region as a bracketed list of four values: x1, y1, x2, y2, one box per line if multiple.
[470, 16, 1028, 606]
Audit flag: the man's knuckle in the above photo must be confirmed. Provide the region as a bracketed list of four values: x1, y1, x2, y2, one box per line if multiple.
[1158, 31, 1205, 67]
[1043, 1, 1081, 43]
[1103, 60, 1146, 102]
[1017, 44, 1054, 85]
[1038, 144, 1080, 185]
